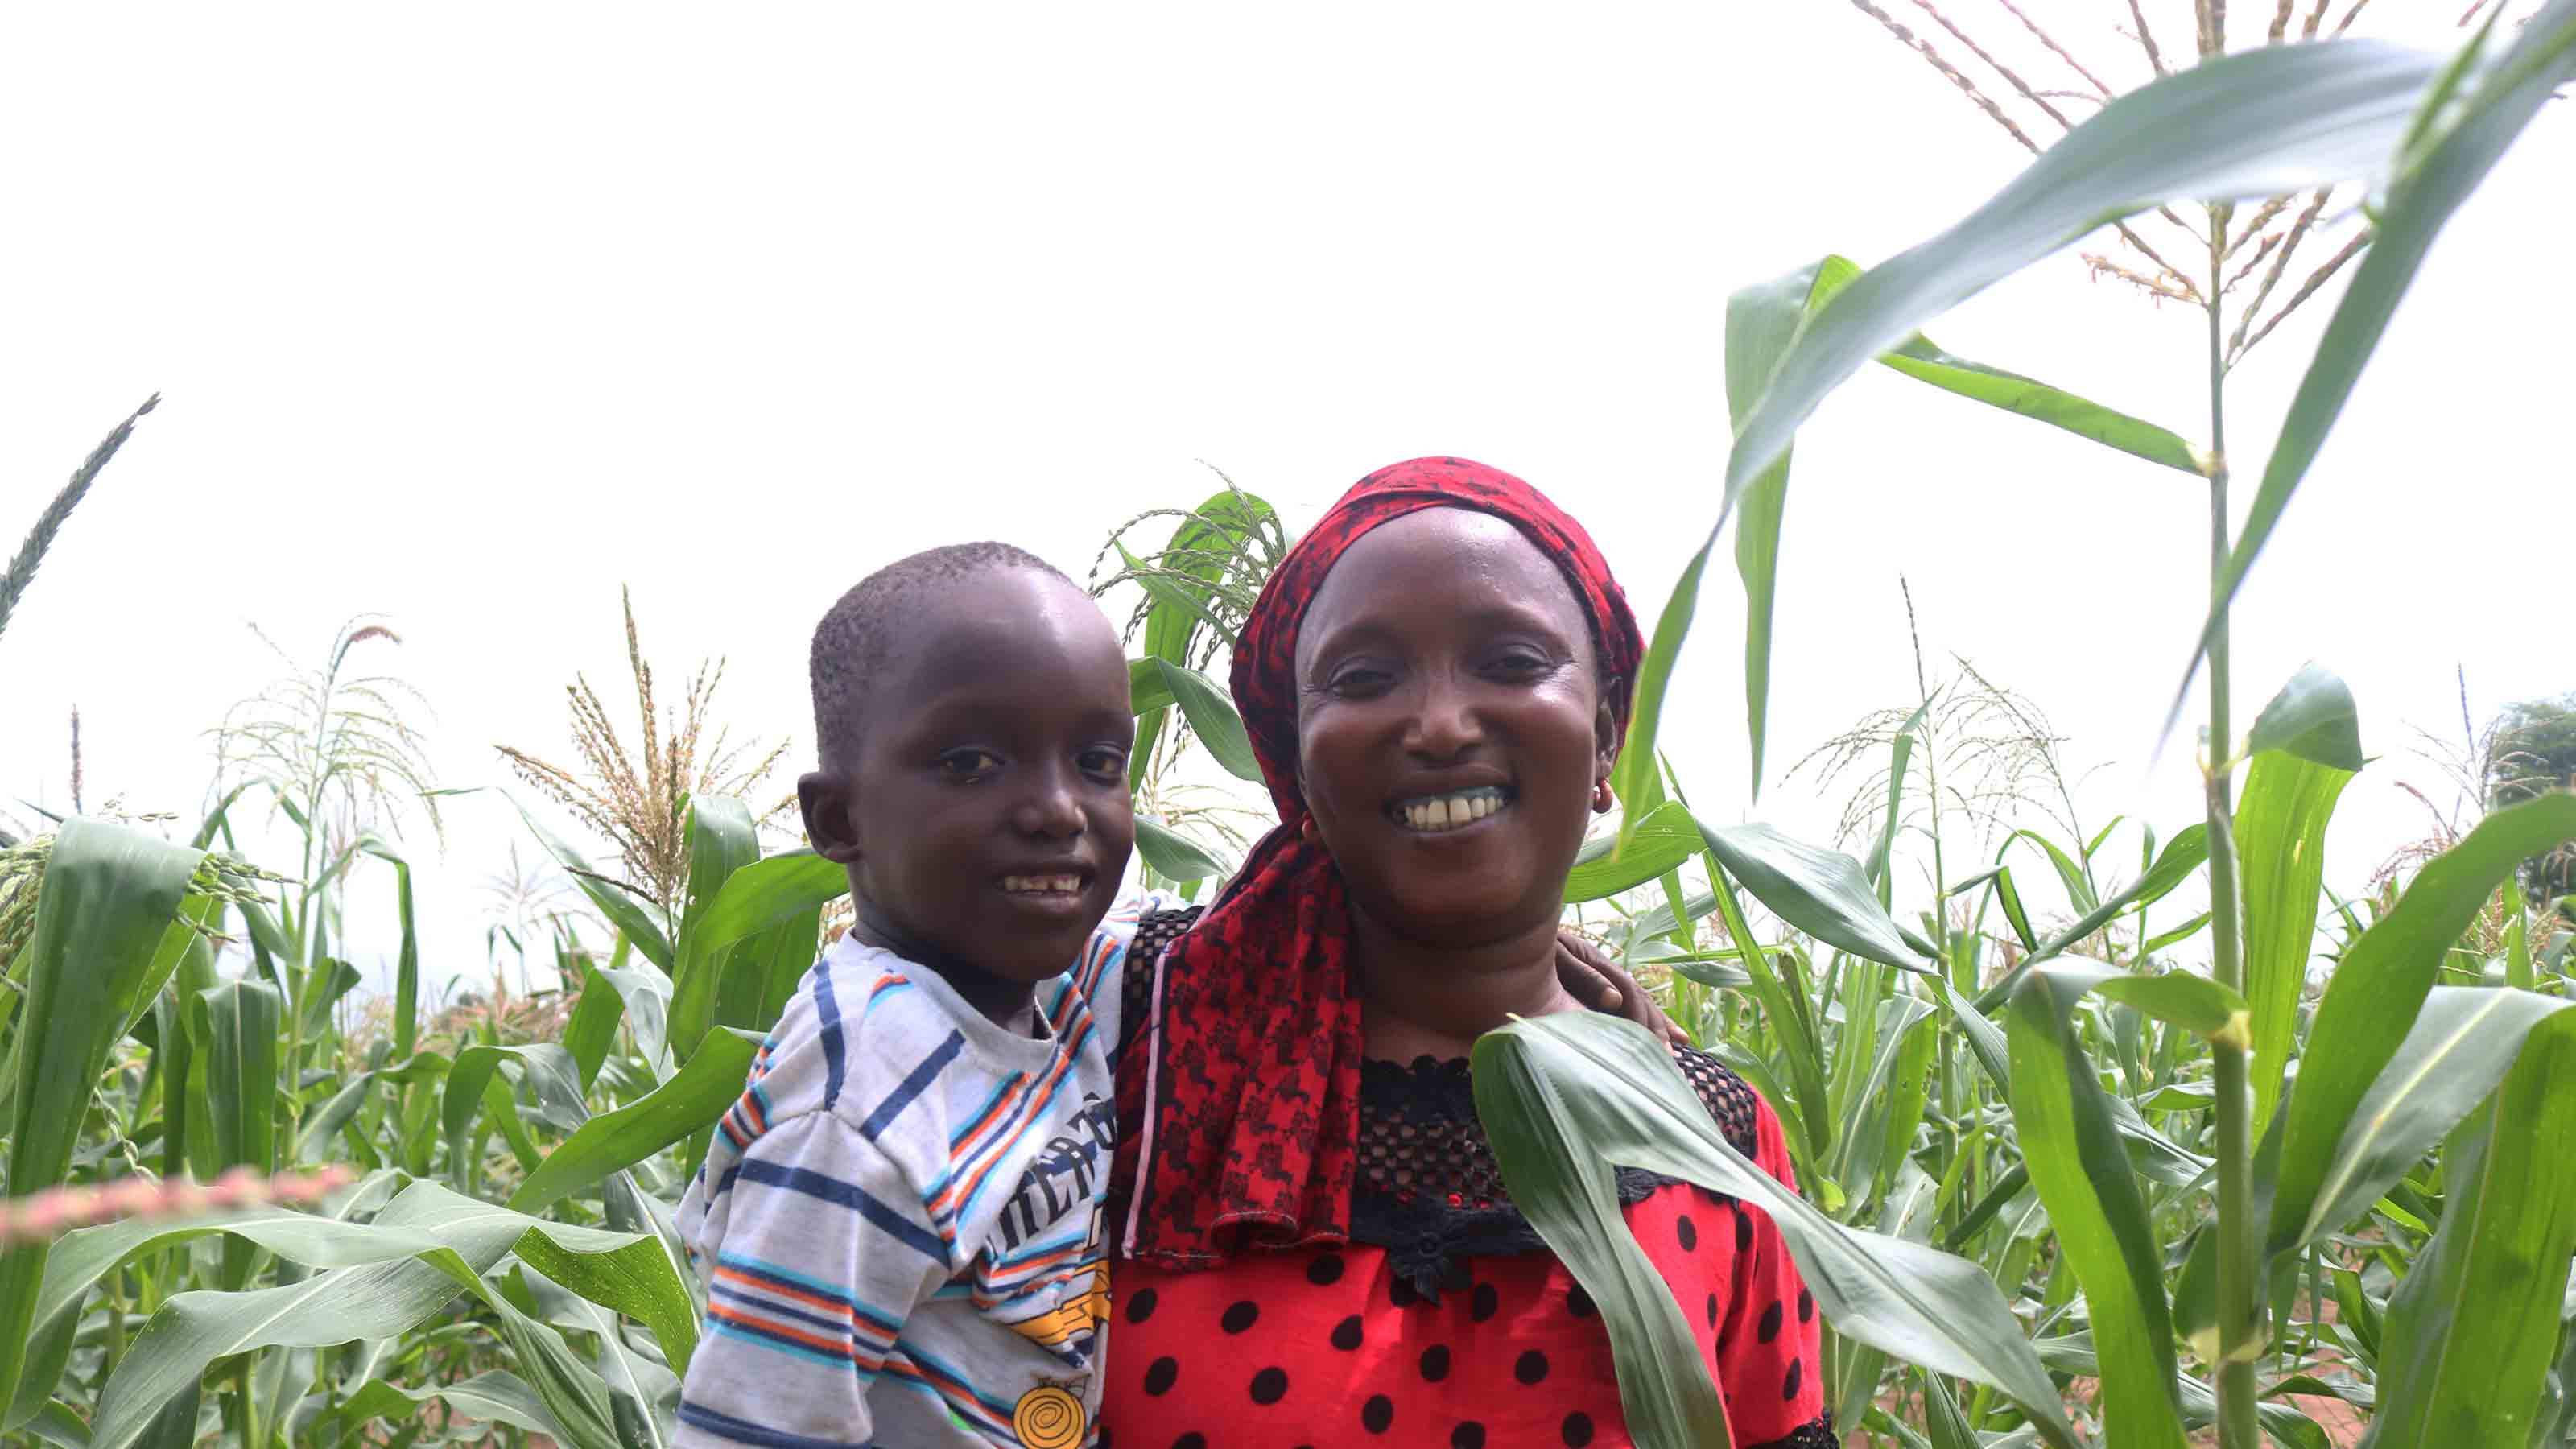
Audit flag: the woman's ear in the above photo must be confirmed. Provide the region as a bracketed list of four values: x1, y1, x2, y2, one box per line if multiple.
[799, 770, 865, 865]
[1593, 690, 1623, 775]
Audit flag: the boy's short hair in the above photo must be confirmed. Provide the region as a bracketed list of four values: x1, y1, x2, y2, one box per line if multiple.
[810, 541, 1070, 770]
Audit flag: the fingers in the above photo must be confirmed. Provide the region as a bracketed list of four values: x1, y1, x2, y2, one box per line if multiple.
[1556, 931, 1690, 1046]
[1554, 939, 1620, 1010]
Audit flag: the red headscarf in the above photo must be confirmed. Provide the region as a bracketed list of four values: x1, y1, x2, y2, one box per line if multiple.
[1113, 456, 1645, 1269]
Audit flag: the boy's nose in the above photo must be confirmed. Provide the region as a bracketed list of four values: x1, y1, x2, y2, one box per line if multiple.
[1013, 770, 1086, 838]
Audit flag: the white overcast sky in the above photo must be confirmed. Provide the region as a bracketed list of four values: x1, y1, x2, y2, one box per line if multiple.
[5, 4, 2567, 997]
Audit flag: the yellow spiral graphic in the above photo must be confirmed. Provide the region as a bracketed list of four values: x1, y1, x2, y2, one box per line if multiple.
[1012, 1384, 1085, 1449]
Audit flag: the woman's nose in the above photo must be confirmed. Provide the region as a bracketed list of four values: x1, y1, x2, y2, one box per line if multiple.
[1403, 672, 1484, 758]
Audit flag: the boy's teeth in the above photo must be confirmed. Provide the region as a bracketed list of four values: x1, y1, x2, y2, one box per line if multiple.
[1002, 874, 1082, 894]
[1393, 787, 1510, 832]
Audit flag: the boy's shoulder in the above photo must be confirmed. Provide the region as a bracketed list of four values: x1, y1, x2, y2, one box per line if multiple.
[745, 937, 983, 1161]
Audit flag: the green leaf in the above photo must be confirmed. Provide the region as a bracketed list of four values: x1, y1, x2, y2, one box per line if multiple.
[1135, 816, 1227, 883]
[668, 795, 762, 1067]
[1117, 539, 1237, 648]
[1150, 658, 1261, 782]
[319, 1371, 572, 1446]
[1125, 654, 1176, 716]
[1124, 485, 1278, 787]
[2268, 794, 2576, 1258]
[514, 1227, 700, 1382]
[355, 833, 421, 1058]
[2244, 664, 2367, 772]
[2362, 1009, 2576, 1447]
[2081, 964, 2249, 1040]
[2005, 962, 2189, 1448]
[2005, 829, 2099, 918]
[0, 819, 204, 1416]
[1612, 535, 1715, 847]
[669, 849, 846, 1067]
[1696, 819, 1936, 974]
[1473, 1013, 2078, 1449]
[1977, 825, 2211, 1009]
[723, 903, 823, 1038]
[2289, 986, 2570, 1256]
[2175, 8, 2576, 739]
[1567, 801, 1706, 903]
[1723, 39, 2442, 510]
[188, 980, 283, 1176]
[1874, 332, 2199, 474]
[2236, 745, 2357, 1137]
[510, 1026, 761, 1219]
[2142, 912, 2213, 957]
[85, 1179, 669, 1449]
[1724, 255, 1859, 803]
[444, 1043, 588, 1185]
[505, 791, 677, 970]
[562, 960, 628, 1089]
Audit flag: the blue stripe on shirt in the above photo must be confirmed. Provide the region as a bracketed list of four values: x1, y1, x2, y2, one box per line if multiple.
[858, 1030, 964, 1141]
[679, 1400, 872, 1448]
[736, 1157, 947, 1264]
[813, 967, 847, 1108]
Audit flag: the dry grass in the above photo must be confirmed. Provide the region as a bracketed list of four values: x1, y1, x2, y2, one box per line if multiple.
[497, 585, 790, 915]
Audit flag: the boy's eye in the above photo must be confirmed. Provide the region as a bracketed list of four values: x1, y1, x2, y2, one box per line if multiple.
[937, 749, 1003, 780]
[1078, 746, 1128, 779]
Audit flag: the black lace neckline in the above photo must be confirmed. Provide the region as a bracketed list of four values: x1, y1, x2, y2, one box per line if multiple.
[1350, 1045, 1761, 1300]
[1123, 907, 1769, 1297]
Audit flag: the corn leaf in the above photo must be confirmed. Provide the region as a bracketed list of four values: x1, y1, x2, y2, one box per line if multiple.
[506, 791, 676, 971]
[667, 795, 761, 1068]
[1474, 1013, 2079, 1449]
[2173, 5, 2576, 742]
[355, 833, 422, 1059]
[1696, 819, 1935, 974]
[2006, 962, 2190, 1449]
[1722, 256, 1856, 806]
[0, 819, 204, 1417]
[1874, 335, 2198, 474]
[510, 1026, 761, 1219]
[87, 1179, 668, 1449]
[1135, 816, 1227, 883]
[2361, 1009, 2576, 1447]
[2268, 793, 2576, 1258]
[1722, 39, 2442, 513]
[1148, 657, 1261, 783]
[2290, 986, 2570, 1257]
[2235, 743, 2355, 1137]
[1567, 801, 1707, 903]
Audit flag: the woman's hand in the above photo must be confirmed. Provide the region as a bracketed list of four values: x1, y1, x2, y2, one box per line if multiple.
[1554, 930, 1690, 1047]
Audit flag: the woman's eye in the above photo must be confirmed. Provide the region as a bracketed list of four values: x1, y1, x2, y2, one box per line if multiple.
[1327, 666, 1393, 697]
[1487, 650, 1550, 679]
[937, 750, 1002, 779]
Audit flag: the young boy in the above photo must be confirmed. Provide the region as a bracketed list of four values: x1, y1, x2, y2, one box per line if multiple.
[675, 542, 1150, 1449]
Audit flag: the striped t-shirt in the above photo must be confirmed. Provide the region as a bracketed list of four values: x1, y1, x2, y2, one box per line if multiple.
[675, 897, 1161, 1448]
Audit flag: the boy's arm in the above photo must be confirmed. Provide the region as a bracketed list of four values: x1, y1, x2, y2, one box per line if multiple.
[676, 1111, 947, 1448]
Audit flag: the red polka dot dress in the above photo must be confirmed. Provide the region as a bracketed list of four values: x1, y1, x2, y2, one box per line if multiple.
[1100, 1051, 1831, 1449]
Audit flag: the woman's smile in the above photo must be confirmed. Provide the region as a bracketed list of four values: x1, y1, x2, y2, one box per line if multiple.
[1385, 783, 1516, 832]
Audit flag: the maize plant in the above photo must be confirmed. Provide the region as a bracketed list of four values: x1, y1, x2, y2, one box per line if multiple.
[3, 7, 2574, 1449]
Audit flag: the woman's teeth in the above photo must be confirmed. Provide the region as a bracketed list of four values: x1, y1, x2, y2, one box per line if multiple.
[1002, 874, 1084, 894]
[1392, 786, 1511, 832]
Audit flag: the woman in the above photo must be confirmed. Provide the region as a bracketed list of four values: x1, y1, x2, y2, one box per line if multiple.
[1101, 459, 1830, 1448]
